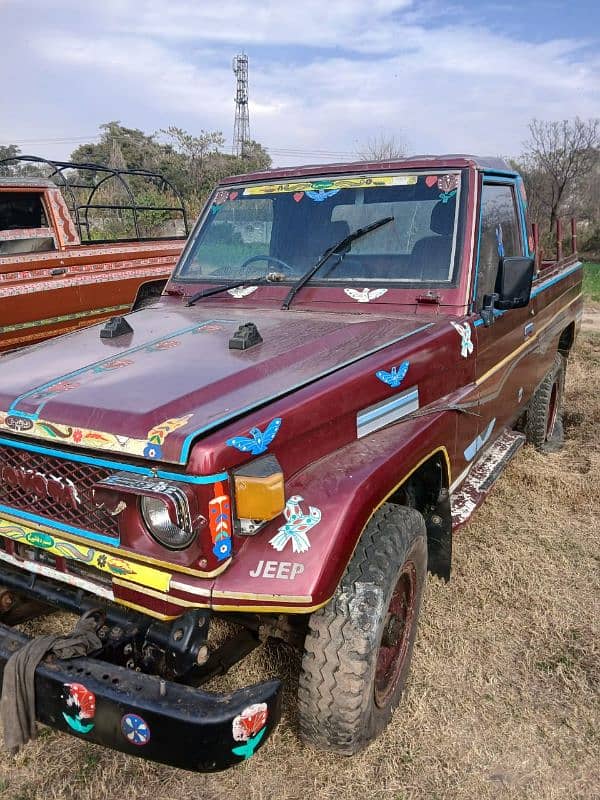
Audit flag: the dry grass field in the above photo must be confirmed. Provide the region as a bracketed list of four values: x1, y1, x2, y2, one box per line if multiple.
[0, 330, 598, 800]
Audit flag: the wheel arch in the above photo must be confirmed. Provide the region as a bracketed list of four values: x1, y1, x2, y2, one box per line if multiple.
[558, 321, 576, 358]
[385, 448, 452, 580]
[270, 422, 456, 608]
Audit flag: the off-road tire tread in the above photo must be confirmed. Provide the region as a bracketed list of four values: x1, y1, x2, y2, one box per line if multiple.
[298, 504, 426, 754]
[525, 353, 565, 452]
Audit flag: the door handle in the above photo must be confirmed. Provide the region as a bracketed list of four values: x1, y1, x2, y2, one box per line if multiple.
[50, 268, 67, 276]
[524, 322, 534, 338]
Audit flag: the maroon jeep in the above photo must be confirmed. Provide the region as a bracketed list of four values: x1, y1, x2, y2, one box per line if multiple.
[0, 155, 582, 770]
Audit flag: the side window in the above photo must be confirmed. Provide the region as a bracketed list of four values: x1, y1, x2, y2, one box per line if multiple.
[476, 184, 522, 308]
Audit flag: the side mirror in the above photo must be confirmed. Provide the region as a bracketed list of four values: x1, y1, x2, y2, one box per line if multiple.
[495, 256, 534, 310]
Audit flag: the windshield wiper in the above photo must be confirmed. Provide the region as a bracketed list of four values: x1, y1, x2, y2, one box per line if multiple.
[186, 272, 284, 306]
[281, 216, 394, 310]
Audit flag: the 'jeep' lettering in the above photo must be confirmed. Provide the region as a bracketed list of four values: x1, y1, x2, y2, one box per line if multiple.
[0, 465, 81, 510]
[249, 560, 305, 580]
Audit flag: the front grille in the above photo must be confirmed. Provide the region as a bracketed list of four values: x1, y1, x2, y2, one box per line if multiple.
[0, 443, 120, 539]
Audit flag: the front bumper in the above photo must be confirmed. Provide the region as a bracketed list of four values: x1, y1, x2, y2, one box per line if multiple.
[0, 622, 281, 772]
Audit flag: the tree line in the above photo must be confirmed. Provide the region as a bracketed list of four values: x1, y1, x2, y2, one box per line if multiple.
[1, 117, 598, 253]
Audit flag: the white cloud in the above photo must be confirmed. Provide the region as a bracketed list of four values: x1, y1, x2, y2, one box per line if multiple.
[1, 0, 598, 165]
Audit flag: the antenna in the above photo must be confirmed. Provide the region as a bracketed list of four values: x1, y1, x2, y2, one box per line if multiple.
[232, 53, 250, 158]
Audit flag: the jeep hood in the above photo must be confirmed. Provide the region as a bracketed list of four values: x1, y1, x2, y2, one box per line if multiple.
[0, 302, 427, 464]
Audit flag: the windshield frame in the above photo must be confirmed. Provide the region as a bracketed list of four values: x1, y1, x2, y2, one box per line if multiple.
[172, 169, 468, 289]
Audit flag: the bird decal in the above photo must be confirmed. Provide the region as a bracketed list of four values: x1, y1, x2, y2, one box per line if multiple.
[376, 360, 410, 388]
[226, 417, 282, 455]
[227, 285, 258, 298]
[450, 321, 474, 358]
[269, 495, 322, 553]
[305, 189, 340, 202]
[344, 288, 388, 303]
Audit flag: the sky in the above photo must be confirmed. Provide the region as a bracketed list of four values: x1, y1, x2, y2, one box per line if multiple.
[1, 0, 599, 167]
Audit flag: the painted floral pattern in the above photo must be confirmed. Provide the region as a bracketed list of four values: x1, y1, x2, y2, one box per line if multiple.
[232, 703, 268, 760]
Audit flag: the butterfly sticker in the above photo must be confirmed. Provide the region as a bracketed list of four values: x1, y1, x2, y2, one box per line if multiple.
[376, 360, 410, 388]
[269, 496, 322, 553]
[450, 321, 474, 358]
[344, 288, 388, 303]
[305, 189, 340, 202]
[226, 417, 282, 455]
[228, 286, 258, 298]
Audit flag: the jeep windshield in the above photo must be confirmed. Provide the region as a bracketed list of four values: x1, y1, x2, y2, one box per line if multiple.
[174, 171, 463, 285]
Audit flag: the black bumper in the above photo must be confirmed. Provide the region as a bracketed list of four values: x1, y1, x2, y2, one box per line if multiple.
[0, 622, 281, 772]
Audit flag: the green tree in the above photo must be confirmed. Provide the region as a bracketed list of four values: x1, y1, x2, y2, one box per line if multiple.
[0, 144, 21, 175]
[520, 117, 600, 232]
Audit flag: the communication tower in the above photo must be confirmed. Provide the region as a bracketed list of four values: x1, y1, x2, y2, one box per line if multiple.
[232, 53, 250, 157]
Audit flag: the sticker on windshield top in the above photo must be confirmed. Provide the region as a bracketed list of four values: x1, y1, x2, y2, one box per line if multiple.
[242, 175, 418, 196]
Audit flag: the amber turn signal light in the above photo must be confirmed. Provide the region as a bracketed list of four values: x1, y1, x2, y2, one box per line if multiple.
[233, 455, 285, 521]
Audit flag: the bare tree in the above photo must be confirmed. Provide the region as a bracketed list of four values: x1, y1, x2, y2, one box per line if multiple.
[522, 117, 599, 231]
[357, 134, 407, 161]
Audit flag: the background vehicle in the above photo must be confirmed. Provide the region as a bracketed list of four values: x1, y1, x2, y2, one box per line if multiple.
[0, 156, 189, 352]
[0, 155, 582, 770]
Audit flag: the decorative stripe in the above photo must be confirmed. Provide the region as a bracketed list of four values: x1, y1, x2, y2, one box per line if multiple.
[0, 517, 171, 592]
[0, 305, 130, 334]
[530, 262, 582, 298]
[0, 503, 119, 546]
[357, 387, 419, 437]
[0, 506, 229, 578]
[211, 588, 312, 602]
[112, 578, 210, 608]
[0, 436, 227, 485]
[476, 295, 581, 386]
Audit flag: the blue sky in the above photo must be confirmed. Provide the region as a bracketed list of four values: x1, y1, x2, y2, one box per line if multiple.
[1, 0, 598, 166]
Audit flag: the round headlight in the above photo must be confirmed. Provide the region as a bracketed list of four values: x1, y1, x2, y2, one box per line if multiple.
[140, 496, 195, 550]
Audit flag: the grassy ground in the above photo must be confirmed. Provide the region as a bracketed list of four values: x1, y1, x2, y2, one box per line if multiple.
[582, 262, 600, 302]
[1, 334, 598, 800]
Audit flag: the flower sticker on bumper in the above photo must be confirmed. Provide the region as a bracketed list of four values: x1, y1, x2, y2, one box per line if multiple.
[232, 703, 268, 760]
[62, 683, 96, 734]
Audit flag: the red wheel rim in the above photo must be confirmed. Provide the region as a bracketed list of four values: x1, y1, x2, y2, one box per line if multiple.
[546, 380, 559, 438]
[374, 561, 417, 708]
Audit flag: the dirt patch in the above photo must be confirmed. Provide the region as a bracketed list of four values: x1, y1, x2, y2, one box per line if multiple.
[1, 333, 599, 800]
[582, 306, 600, 332]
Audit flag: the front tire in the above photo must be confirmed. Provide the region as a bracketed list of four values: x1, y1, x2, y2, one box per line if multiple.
[298, 504, 427, 754]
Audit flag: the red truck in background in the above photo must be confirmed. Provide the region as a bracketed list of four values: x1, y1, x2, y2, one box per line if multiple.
[0, 154, 583, 772]
[0, 156, 189, 352]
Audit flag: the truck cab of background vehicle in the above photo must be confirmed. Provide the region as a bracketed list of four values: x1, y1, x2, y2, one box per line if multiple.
[0, 155, 582, 771]
[0, 156, 189, 351]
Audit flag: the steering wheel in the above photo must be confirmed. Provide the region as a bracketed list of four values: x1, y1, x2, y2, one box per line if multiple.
[238, 254, 295, 277]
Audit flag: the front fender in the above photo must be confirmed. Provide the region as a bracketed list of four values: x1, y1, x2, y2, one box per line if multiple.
[210, 411, 453, 612]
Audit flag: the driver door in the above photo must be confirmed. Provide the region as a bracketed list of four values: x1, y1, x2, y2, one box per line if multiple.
[474, 180, 536, 443]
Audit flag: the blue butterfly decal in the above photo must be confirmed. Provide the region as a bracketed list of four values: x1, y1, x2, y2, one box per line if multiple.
[226, 417, 282, 455]
[376, 360, 409, 388]
[306, 189, 340, 202]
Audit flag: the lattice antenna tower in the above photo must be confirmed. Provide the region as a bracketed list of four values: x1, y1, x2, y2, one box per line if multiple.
[232, 53, 250, 157]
